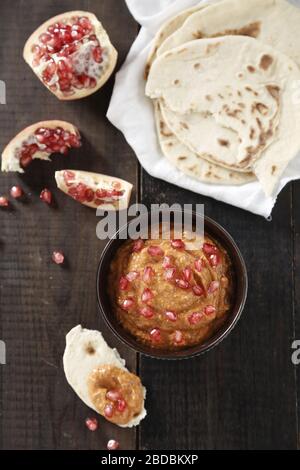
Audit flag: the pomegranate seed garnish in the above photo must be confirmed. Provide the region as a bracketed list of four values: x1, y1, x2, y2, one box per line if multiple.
[165, 311, 177, 322]
[116, 399, 127, 412]
[106, 390, 121, 402]
[148, 245, 164, 257]
[171, 239, 186, 250]
[164, 267, 176, 281]
[162, 256, 174, 269]
[40, 188, 52, 205]
[132, 239, 144, 253]
[150, 328, 161, 343]
[52, 251, 65, 265]
[95, 189, 108, 199]
[121, 298, 135, 311]
[104, 404, 114, 419]
[143, 266, 155, 282]
[126, 271, 139, 282]
[188, 312, 204, 325]
[119, 276, 129, 291]
[85, 188, 95, 203]
[174, 330, 184, 344]
[182, 267, 192, 282]
[140, 306, 155, 319]
[203, 243, 218, 255]
[195, 258, 204, 273]
[141, 288, 154, 303]
[193, 285, 204, 297]
[205, 305, 216, 317]
[20, 154, 33, 168]
[10, 185, 23, 199]
[208, 281, 220, 294]
[85, 417, 98, 432]
[107, 439, 120, 451]
[0, 196, 9, 207]
[209, 254, 221, 268]
[176, 279, 190, 290]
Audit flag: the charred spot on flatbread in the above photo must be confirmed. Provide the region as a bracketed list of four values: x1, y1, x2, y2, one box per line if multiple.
[252, 102, 269, 116]
[260, 54, 274, 71]
[160, 121, 173, 137]
[194, 63, 201, 70]
[86, 344, 96, 355]
[193, 21, 261, 41]
[218, 139, 230, 147]
[247, 65, 256, 73]
[180, 122, 189, 130]
[266, 85, 280, 102]
[272, 165, 277, 175]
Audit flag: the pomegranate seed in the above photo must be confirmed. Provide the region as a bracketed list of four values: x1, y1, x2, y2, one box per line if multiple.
[189, 312, 204, 325]
[165, 311, 177, 322]
[141, 288, 154, 303]
[143, 266, 155, 282]
[0, 196, 9, 207]
[182, 267, 192, 282]
[121, 298, 135, 311]
[193, 285, 204, 296]
[106, 390, 121, 402]
[164, 267, 176, 281]
[95, 189, 108, 199]
[20, 154, 33, 168]
[85, 417, 98, 432]
[107, 439, 120, 451]
[52, 251, 65, 265]
[10, 185, 23, 199]
[148, 245, 164, 257]
[176, 279, 190, 290]
[162, 256, 174, 269]
[63, 170, 76, 186]
[150, 328, 161, 343]
[116, 399, 127, 412]
[85, 188, 95, 203]
[209, 254, 221, 267]
[104, 404, 114, 419]
[195, 258, 204, 272]
[205, 305, 216, 317]
[140, 306, 155, 319]
[171, 239, 185, 250]
[203, 243, 218, 255]
[208, 281, 220, 294]
[126, 271, 139, 282]
[132, 239, 144, 253]
[119, 276, 129, 291]
[174, 330, 184, 345]
[40, 188, 52, 205]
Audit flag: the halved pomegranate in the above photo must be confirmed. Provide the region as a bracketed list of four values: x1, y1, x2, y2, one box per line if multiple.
[55, 170, 133, 210]
[23, 11, 118, 100]
[1, 120, 81, 173]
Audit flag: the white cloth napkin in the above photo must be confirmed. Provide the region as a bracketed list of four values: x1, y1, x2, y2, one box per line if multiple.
[107, 0, 300, 218]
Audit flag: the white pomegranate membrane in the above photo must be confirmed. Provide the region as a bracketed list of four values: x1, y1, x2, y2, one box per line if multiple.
[62, 170, 125, 206]
[31, 16, 108, 95]
[16, 127, 81, 169]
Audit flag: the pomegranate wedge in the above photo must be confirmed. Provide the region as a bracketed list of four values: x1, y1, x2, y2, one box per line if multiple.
[1, 120, 81, 173]
[55, 170, 133, 210]
[23, 11, 118, 100]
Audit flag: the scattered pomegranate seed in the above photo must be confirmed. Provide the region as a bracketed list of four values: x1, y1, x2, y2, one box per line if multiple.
[121, 298, 135, 311]
[20, 154, 33, 168]
[132, 239, 144, 253]
[193, 285, 204, 296]
[162, 256, 174, 269]
[119, 276, 129, 291]
[140, 306, 155, 319]
[143, 266, 155, 282]
[148, 245, 164, 257]
[116, 399, 127, 412]
[171, 239, 185, 250]
[40, 188, 52, 205]
[150, 328, 161, 343]
[0, 196, 9, 207]
[209, 254, 221, 268]
[204, 305, 216, 317]
[189, 312, 204, 325]
[10, 185, 23, 199]
[195, 258, 205, 272]
[126, 271, 139, 282]
[107, 439, 120, 451]
[176, 279, 190, 290]
[174, 330, 184, 345]
[208, 281, 220, 294]
[182, 267, 192, 282]
[203, 243, 218, 255]
[85, 417, 98, 432]
[52, 251, 65, 265]
[141, 288, 154, 303]
[104, 404, 114, 419]
[106, 390, 121, 402]
[165, 311, 177, 322]
[164, 267, 176, 281]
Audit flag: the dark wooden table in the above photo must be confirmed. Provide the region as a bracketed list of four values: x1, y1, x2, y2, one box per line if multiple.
[0, 0, 299, 451]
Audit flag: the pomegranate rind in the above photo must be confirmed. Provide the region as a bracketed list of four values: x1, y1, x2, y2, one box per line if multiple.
[55, 169, 133, 211]
[1, 120, 80, 173]
[23, 11, 118, 100]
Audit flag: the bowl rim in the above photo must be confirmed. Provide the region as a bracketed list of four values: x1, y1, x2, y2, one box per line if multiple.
[96, 211, 248, 360]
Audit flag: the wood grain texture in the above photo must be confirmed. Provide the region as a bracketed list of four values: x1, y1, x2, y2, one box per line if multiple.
[0, 0, 138, 450]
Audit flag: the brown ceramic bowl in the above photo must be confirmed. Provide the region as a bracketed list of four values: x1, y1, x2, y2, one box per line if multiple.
[97, 210, 248, 360]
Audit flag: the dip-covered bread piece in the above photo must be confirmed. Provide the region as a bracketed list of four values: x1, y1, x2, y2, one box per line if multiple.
[63, 325, 147, 428]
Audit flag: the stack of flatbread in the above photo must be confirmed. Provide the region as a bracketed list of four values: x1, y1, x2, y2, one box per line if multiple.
[145, 0, 300, 197]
